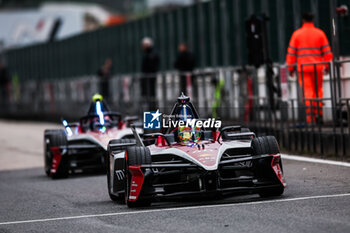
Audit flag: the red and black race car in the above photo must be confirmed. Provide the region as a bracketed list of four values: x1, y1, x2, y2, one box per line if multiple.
[44, 94, 142, 178]
[106, 94, 286, 207]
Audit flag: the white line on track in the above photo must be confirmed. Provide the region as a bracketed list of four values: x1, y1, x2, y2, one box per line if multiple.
[281, 154, 350, 167]
[0, 193, 349, 226]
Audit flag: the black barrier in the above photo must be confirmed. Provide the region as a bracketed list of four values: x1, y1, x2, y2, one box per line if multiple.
[0, 62, 349, 157]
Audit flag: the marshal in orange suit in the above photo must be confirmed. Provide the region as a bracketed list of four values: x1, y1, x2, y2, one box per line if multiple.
[286, 13, 333, 123]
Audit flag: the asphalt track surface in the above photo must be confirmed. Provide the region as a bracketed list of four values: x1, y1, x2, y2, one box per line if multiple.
[0, 120, 350, 233]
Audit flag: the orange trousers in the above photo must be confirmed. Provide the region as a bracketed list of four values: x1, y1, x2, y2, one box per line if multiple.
[298, 71, 323, 123]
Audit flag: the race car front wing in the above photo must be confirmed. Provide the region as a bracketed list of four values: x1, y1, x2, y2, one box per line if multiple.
[126, 153, 286, 202]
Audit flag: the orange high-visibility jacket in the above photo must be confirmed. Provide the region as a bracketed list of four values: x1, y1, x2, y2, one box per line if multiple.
[286, 22, 333, 72]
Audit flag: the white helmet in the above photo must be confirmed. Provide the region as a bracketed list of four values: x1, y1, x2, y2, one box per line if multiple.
[142, 37, 153, 47]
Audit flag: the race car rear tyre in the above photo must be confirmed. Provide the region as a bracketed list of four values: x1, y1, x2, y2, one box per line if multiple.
[125, 146, 152, 208]
[107, 139, 136, 202]
[44, 129, 68, 179]
[251, 136, 284, 197]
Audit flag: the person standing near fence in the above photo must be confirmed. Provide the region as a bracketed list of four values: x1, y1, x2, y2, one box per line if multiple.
[286, 12, 333, 123]
[174, 43, 196, 96]
[141, 37, 159, 110]
[97, 58, 112, 100]
[0, 62, 9, 103]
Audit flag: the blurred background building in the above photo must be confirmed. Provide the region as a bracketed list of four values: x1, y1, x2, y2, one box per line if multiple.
[2, 0, 348, 74]
[0, 0, 203, 49]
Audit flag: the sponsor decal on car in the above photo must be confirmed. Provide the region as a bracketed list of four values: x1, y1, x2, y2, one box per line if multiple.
[143, 109, 222, 129]
[143, 110, 162, 129]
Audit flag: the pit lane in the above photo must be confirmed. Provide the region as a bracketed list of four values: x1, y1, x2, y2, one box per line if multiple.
[0, 120, 349, 233]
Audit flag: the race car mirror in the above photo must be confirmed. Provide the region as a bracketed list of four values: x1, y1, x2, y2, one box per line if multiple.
[218, 126, 256, 142]
[124, 116, 139, 126]
[131, 124, 145, 147]
[202, 131, 213, 141]
[143, 133, 174, 146]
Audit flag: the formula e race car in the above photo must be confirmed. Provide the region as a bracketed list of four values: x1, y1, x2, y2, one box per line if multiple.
[106, 94, 286, 207]
[44, 94, 142, 178]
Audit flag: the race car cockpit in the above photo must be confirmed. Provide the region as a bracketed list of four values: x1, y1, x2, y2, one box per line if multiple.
[161, 93, 213, 145]
[144, 94, 216, 146]
[80, 94, 122, 132]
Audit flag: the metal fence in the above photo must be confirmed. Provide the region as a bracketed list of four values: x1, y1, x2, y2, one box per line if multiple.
[4, 0, 350, 81]
[1, 60, 349, 157]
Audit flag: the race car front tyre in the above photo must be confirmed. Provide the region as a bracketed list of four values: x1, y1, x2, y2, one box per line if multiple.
[251, 136, 280, 155]
[126, 146, 152, 166]
[44, 129, 68, 179]
[125, 146, 152, 208]
[258, 187, 284, 198]
[251, 136, 284, 197]
[107, 139, 135, 202]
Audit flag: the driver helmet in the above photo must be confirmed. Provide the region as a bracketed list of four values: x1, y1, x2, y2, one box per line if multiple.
[88, 94, 111, 132]
[92, 93, 103, 102]
[176, 100, 201, 143]
[178, 125, 201, 144]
